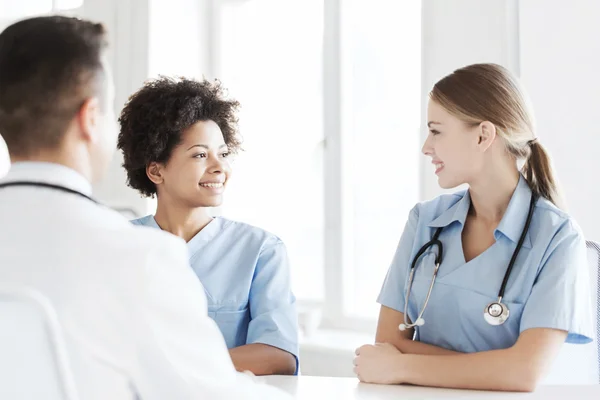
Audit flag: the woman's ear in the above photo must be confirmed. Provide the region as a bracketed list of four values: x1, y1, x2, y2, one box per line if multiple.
[146, 162, 164, 185]
[477, 121, 497, 152]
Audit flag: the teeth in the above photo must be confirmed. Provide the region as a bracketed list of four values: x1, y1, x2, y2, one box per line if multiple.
[200, 183, 223, 188]
[434, 163, 444, 171]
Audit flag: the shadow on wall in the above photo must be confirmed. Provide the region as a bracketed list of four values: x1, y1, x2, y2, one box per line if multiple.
[0, 135, 9, 178]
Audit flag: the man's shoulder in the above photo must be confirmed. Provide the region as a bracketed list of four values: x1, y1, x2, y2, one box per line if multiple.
[80, 210, 188, 266]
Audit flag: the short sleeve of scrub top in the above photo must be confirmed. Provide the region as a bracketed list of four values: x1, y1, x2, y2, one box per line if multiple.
[246, 237, 299, 361]
[519, 220, 593, 343]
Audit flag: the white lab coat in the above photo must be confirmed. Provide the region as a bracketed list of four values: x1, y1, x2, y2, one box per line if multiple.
[0, 162, 291, 400]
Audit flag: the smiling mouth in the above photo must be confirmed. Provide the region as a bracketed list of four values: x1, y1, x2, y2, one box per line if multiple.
[199, 182, 224, 188]
[434, 163, 444, 173]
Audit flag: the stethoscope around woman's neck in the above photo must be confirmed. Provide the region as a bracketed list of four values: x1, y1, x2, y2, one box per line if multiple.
[399, 192, 538, 331]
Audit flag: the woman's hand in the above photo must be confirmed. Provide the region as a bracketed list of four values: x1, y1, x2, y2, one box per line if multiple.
[353, 343, 405, 385]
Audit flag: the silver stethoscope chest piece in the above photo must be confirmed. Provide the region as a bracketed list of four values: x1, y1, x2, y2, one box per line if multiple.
[483, 300, 510, 325]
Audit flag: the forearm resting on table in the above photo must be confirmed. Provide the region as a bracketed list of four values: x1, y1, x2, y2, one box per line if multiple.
[391, 337, 460, 355]
[400, 348, 532, 391]
[398, 329, 567, 392]
[229, 343, 296, 376]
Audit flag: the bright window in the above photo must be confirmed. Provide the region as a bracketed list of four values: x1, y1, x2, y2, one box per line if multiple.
[344, 0, 421, 318]
[215, 0, 325, 302]
[212, 0, 421, 327]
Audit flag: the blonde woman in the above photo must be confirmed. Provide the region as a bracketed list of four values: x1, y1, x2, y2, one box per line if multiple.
[354, 63, 593, 392]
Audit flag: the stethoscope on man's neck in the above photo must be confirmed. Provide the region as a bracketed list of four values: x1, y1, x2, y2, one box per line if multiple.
[0, 181, 98, 204]
[399, 191, 538, 331]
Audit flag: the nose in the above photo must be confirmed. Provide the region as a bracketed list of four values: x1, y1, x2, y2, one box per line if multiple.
[421, 132, 433, 156]
[207, 154, 228, 174]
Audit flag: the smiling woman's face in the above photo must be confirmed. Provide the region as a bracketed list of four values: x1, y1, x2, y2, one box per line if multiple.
[422, 99, 484, 189]
[149, 120, 232, 208]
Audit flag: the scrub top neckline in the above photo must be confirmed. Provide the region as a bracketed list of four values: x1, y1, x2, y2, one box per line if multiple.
[150, 215, 228, 256]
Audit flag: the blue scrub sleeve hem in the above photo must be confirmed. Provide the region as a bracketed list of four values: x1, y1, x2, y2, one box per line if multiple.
[376, 294, 404, 314]
[250, 337, 300, 375]
[566, 333, 594, 344]
[520, 325, 594, 345]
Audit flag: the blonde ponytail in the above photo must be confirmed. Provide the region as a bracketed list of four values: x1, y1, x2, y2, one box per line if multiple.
[522, 140, 564, 209]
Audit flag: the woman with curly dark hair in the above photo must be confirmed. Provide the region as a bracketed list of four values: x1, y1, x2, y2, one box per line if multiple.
[117, 76, 298, 376]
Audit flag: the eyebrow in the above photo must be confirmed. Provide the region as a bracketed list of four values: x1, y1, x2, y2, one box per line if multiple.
[186, 144, 228, 151]
[427, 121, 442, 128]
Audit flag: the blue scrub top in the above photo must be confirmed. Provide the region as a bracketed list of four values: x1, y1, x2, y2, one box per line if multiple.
[378, 175, 594, 353]
[132, 215, 299, 366]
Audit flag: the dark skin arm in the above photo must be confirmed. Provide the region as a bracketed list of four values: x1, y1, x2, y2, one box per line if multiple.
[229, 344, 296, 375]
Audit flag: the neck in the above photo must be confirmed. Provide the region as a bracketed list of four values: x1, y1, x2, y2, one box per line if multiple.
[468, 164, 520, 224]
[10, 148, 93, 182]
[154, 198, 213, 243]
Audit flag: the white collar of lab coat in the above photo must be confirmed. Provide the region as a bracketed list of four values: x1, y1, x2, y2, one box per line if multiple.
[1, 162, 93, 196]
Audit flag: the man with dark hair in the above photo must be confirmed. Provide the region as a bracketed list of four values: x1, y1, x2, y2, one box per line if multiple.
[0, 16, 114, 180]
[0, 16, 290, 400]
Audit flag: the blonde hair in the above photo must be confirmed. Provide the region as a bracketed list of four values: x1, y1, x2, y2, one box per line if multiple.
[430, 63, 562, 208]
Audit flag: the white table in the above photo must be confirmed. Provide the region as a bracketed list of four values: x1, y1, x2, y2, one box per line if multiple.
[260, 375, 600, 399]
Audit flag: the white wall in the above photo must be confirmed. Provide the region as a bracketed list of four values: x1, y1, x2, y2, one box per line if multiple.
[420, 0, 519, 201]
[420, 0, 600, 244]
[519, 0, 600, 241]
[148, 0, 211, 79]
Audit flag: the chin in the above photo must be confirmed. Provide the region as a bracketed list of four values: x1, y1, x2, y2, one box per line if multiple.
[193, 197, 223, 208]
[437, 176, 461, 190]
[438, 181, 452, 190]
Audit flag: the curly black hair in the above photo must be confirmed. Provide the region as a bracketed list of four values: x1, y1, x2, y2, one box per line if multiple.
[117, 76, 241, 197]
